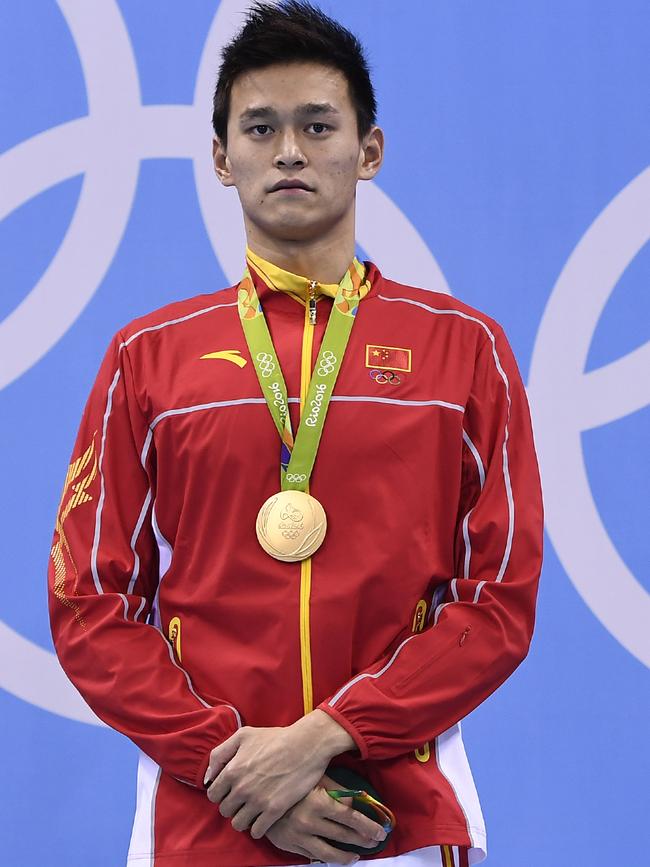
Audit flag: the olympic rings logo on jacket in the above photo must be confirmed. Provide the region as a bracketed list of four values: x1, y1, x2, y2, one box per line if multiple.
[369, 368, 401, 385]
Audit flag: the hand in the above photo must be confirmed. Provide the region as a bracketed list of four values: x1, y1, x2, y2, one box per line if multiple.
[265, 774, 388, 865]
[204, 711, 355, 839]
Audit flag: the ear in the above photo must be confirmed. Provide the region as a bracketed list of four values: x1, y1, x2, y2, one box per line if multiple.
[213, 135, 235, 187]
[358, 125, 384, 182]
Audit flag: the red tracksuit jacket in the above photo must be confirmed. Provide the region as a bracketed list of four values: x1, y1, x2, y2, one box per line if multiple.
[48, 259, 544, 866]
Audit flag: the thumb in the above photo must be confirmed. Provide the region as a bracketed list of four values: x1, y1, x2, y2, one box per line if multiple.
[203, 733, 241, 786]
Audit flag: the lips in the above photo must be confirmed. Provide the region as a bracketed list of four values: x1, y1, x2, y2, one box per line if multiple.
[269, 180, 313, 192]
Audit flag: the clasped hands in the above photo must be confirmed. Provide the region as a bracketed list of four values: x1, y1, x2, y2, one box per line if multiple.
[204, 709, 387, 865]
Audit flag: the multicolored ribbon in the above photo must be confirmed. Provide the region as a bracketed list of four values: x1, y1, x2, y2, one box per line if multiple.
[237, 254, 371, 491]
[326, 788, 397, 832]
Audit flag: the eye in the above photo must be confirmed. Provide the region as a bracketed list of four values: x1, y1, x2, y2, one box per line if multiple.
[308, 123, 330, 134]
[249, 124, 272, 136]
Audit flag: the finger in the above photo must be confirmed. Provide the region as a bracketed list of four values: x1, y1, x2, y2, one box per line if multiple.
[203, 734, 241, 786]
[326, 798, 388, 841]
[231, 804, 262, 833]
[315, 817, 381, 848]
[249, 806, 286, 840]
[319, 773, 343, 790]
[217, 790, 246, 819]
[305, 836, 361, 865]
[206, 774, 232, 804]
[287, 845, 314, 861]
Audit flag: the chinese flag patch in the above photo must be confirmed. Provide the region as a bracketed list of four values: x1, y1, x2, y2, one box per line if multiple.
[365, 344, 412, 372]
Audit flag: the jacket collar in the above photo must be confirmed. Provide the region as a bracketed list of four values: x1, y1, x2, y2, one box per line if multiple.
[245, 246, 368, 304]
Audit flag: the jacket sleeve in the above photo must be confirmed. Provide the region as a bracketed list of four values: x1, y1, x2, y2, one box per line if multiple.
[47, 329, 242, 788]
[315, 322, 544, 760]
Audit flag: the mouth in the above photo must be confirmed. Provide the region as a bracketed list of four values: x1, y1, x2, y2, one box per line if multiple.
[269, 180, 314, 193]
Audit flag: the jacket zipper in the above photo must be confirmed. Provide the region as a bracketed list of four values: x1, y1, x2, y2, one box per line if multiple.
[411, 601, 430, 762]
[299, 286, 317, 714]
[168, 616, 182, 661]
[308, 281, 317, 325]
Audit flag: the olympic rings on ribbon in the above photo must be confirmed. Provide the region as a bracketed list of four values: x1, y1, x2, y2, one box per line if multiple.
[256, 351, 275, 377]
[316, 350, 337, 377]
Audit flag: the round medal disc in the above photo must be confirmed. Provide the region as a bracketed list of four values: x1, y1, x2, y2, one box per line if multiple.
[256, 489, 327, 562]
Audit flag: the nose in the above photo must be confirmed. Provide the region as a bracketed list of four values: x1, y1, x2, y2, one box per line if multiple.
[273, 129, 307, 168]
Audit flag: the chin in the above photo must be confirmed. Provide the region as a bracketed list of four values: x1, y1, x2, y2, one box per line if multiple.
[254, 216, 329, 242]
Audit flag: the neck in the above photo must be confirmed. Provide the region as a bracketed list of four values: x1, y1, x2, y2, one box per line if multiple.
[244, 212, 356, 284]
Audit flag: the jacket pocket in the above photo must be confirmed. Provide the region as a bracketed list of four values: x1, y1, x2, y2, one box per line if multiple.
[387, 624, 472, 697]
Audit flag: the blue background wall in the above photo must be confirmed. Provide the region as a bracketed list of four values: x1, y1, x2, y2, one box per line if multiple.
[1, 1, 648, 864]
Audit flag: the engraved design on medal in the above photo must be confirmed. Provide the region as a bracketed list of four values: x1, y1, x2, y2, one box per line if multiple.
[279, 503, 304, 540]
[256, 490, 327, 562]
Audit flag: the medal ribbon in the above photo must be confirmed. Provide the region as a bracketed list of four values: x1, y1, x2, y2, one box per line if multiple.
[237, 256, 370, 491]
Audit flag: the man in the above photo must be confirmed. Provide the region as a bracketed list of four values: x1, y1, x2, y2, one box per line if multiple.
[47, 2, 543, 866]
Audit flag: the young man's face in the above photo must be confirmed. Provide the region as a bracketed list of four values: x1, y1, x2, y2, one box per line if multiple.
[212, 61, 382, 243]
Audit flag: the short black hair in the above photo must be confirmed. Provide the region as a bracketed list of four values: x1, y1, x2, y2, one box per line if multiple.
[212, 0, 377, 149]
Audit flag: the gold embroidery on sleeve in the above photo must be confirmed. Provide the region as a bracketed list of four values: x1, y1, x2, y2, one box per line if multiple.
[50, 432, 99, 630]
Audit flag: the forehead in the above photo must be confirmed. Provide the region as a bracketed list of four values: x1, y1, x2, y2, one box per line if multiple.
[229, 62, 353, 118]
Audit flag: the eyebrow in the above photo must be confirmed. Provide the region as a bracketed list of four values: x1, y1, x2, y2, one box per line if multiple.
[238, 103, 341, 124]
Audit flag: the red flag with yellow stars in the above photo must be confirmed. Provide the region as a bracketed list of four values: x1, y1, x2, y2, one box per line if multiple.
[365, 344, 412, 372]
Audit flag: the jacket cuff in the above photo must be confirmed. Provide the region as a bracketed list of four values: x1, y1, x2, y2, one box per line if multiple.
[316, 700, 369, 760]
[190, 706, 242, 789]
[193, 747, 214, 790]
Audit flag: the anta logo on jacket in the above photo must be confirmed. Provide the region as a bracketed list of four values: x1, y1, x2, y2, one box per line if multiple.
[48, 254, 543, 866]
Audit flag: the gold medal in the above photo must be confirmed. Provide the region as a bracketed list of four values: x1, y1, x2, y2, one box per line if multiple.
[256, 490, 327, 562]
[239, 255, 369, 563]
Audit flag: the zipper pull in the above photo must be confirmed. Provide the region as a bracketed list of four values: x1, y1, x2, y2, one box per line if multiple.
[308, 281, 317, 325]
